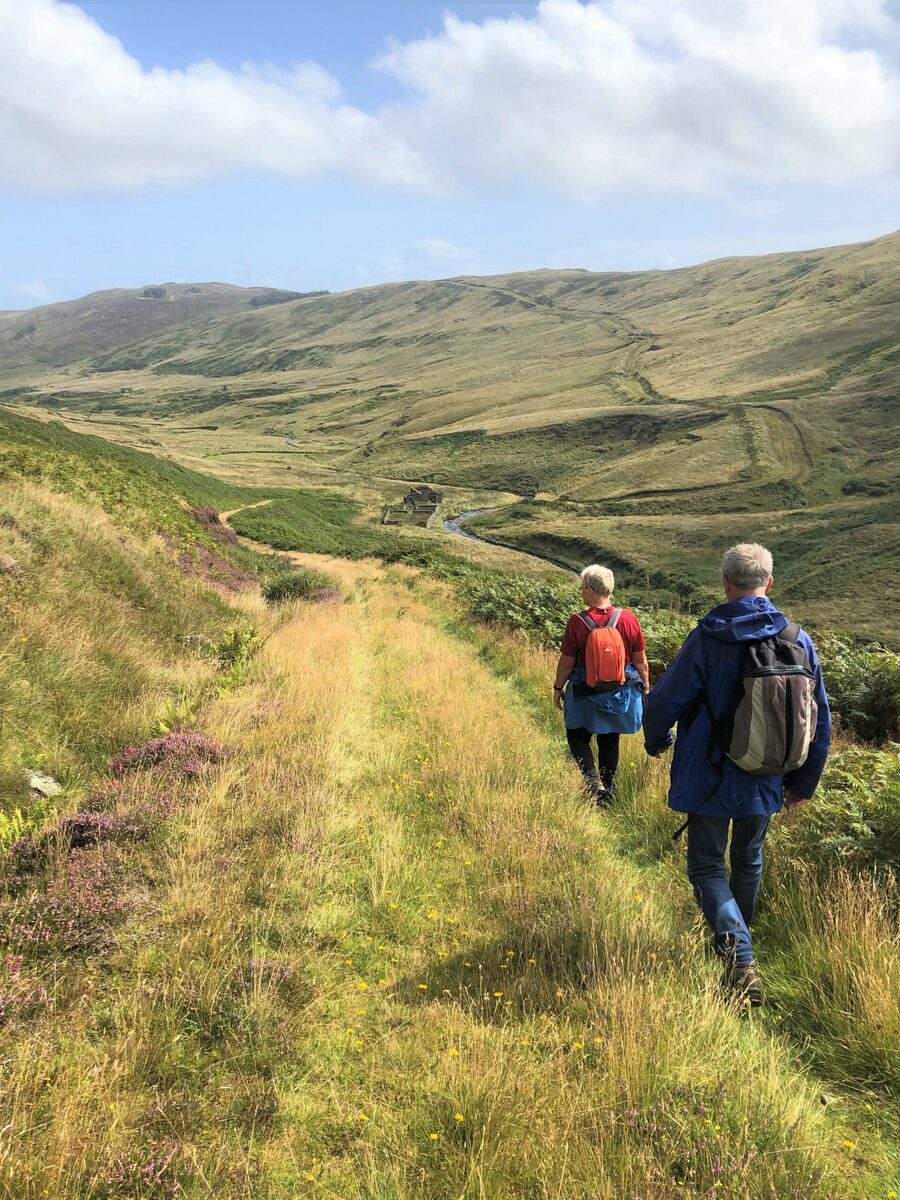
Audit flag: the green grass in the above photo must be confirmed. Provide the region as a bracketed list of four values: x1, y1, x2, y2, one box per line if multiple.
[451, 616, 900, 1174]
[0, 408, 896, 1196]
[2, 557, 897, 1196]
[0, 479, 270, 841]
[4, 231, 898, 642]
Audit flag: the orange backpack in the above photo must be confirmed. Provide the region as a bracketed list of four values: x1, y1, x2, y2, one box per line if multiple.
[579, 608, 626, 691]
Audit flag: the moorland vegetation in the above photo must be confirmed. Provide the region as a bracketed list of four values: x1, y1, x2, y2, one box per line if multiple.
[0, 232, 898, 1195]
[1, 230, 898, 637]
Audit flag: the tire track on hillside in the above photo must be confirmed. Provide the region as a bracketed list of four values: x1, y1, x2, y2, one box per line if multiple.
[754, 403, 816, 472]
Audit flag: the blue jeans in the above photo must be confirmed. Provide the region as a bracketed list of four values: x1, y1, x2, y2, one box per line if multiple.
[686, 814, 770, 966]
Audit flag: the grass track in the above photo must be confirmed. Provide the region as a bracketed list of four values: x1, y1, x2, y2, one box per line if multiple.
[2, 555, 897, 1197]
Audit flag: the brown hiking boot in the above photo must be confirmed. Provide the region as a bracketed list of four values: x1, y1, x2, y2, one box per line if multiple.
[722, 960, 764, 1008]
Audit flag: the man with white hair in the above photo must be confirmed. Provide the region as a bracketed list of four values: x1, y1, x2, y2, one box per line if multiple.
[553, 564, 649, 803]
[643, 543, 831, 1007]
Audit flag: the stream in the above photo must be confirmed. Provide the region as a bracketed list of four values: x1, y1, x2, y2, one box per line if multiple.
[443, 507, 577, 576]
[442, 508, 491, 540]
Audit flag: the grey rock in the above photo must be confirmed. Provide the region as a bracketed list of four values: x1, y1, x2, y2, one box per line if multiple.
[24, 770, 63, 797]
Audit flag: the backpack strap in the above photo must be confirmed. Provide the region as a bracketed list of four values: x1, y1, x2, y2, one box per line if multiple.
[607, 607, 623, 630]
[781, 620, 802, 643]
[574, 610, 597, 668]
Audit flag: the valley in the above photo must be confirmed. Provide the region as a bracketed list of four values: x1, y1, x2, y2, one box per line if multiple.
[1, 230, 898, 638]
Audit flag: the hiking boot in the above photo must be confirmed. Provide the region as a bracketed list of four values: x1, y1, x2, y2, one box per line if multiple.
[722, 960, 764, 1008]
[592, 784, 611, 809]
[583, 775, 610, 808]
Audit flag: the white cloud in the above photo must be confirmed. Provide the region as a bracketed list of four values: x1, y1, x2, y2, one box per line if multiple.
[376, 0, 900, 197]
[1, 0, 898, 200]
[0, 0, 429, 193]
[7, 280, 56, 304]
[415, 237, 476, 262]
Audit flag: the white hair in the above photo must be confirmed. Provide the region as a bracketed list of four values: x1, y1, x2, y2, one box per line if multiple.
[721, 543, 773, 590]
[580, 564, 615, 596]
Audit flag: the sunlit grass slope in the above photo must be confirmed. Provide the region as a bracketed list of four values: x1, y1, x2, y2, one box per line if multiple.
[0, 478, 269, 826]
[2, 553, 896, 1197]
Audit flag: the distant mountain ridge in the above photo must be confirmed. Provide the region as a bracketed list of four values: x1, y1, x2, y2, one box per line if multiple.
[0, 281, 303, 374]
[2, 231, 897, 637]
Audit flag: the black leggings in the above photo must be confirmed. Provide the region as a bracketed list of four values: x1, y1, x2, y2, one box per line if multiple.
[566, 728, 620, 792]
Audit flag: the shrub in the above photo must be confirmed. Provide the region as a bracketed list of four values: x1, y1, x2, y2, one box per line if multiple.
[213, 625, 262, 669]
[2, 848, 126, 955]
[55, 810, 148, 850]
[0, 953, 50, 1025]
[771, 745, 900, 868]
[262, 568, 337, 604]
[815, 635, 900, 743]
[89, 1136, 183, 1198]
[110, 731, 230, 779]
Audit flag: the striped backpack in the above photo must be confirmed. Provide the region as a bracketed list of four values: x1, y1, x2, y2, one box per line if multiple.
[712, 622, 818, 776]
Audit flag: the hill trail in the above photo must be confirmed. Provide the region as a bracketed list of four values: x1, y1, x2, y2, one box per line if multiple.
[1, 519, 895, 1193]
[153, 553, 886, 1195]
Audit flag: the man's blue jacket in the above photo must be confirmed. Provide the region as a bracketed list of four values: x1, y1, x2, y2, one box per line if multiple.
[643, 596, 831, 818]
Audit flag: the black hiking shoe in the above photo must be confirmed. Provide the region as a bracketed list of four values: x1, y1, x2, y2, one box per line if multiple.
[582, 776, 610, 808]
[722, 960, 764, 1009]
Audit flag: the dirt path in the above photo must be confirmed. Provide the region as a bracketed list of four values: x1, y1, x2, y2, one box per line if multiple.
[217, 498, 274, 524]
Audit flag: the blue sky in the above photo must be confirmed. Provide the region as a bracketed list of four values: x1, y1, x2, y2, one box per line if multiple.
[1, 0, 898, 309]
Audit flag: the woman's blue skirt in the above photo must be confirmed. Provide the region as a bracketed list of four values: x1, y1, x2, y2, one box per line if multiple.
[563, 664, 644, 734]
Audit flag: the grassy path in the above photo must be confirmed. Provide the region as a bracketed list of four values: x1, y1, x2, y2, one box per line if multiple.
[2, 556, 896, 1197]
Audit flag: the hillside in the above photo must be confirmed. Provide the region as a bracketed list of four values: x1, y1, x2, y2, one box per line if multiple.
[0, 282, 308, 377]
[0, 409, 898, 1196]
[1, 231, 898, 637]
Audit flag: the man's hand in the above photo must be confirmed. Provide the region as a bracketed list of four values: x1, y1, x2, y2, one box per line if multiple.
[783, 789, 809, 810]
[553, 688, 565, 711]
[645, 732, 675, 759]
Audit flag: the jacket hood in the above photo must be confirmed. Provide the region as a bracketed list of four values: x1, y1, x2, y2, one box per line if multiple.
[698, 595, 789, 643]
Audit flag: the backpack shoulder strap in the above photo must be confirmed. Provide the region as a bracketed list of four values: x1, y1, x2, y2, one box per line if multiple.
[576, 610, 598, 632]
[781, 620, 802, 643]
[607, 607, 623, 630]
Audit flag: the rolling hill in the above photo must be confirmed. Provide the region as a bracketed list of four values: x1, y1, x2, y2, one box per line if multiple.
[1, 231, 898, 636]
[0, 281, 313, 376]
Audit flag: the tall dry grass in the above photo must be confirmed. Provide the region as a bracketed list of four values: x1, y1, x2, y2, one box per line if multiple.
[0, 554, 895, 1196]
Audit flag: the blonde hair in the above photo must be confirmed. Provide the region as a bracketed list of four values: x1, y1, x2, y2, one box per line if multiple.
[721, 543, 773, 590]
[581, 564, 615, 597]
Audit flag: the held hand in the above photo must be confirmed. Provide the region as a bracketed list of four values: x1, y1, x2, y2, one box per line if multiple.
[783, 789, 809, 810]
[645, 731, 675, 759]
[553, 689, 565, 711]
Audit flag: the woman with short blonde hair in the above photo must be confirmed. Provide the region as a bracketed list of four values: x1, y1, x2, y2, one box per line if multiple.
[553, 565, 649, 805]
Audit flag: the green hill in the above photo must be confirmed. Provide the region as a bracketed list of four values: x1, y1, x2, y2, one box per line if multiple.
[0, 282, 307, 377]
[2, 231, 898, 637]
